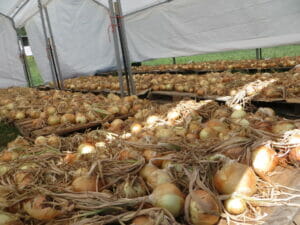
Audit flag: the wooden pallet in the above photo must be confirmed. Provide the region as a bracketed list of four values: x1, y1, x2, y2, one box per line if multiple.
[14, 114, 131, 139]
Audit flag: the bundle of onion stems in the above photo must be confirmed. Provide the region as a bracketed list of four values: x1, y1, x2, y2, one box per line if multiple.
[0, 99, 299, 225]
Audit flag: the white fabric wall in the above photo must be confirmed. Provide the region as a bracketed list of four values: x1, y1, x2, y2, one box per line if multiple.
[125, 0, 300, 62]
[25, 0, 115, 82]
[0, 15, 27, 88]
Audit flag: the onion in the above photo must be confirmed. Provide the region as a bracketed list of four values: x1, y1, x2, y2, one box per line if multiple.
[15, 172, 33, 189]
[47, 135, 61, 148]
[161, 160, 183, 172]
[61, 113, 75, 124]
[23, 195, 62, 221]
[173, 127, 187, 137]
[15, 111, 25, 120]
[235, 118, 250, 127]
[77, 143, 96, 155]
[75, 113, 87, 124]
[0, 211, 23, 225]
[155, 127, 174, 140]
[34, 136, 48, 145]
[73, 167, 88, 177]
[167, 111, 180, 122]
[71, 176, 99, 192]
[251, 145, 278, 178]
[231, 110, 246, 119]
[146, 115, 160, 126]
[5, 103, 15, 110]
[63, 153, 78, 164]
[130, 123, 143, 135]
[150, 183, 185, 217]
[0, 165, 10, 176]
[0, 151, 18, 162]
[189, 190, 220, 225]
[107, 106, 120, 114]
[188, 122, 201, 134]
[110, 119, 124, 131]
[256, 107, 275, 117]
[199, 127, 216, 140]
[223, 147, 244, 159]
[206, 119, 228, 133]
[272, 122, 296, 135]
[289, 147, 300, 164]
[107, 93, 120, 101]
[213, 160, 257, 196]
[46, 106, 56, 115]
[47, 115, 61, 125]
[118, 149, 140, 160]
[140, 164, 172, 189]
[143, 149, 162, 167]
[224, 197, 247, 215]
[131, 216, 154, 225]
[118, 179, 147, 198]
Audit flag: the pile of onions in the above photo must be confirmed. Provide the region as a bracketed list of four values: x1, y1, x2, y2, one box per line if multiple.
[188, 190, 220, 225]
[213, 160, 257, 196]
[23, 195, 62, 221]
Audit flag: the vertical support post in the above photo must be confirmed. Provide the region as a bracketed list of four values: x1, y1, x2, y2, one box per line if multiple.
[109, 0, 125, 97]
[18, 35, 33, 87]
[38, 0, 59, 88]
[44, 5, 64, 89]
[115, 0, 136, 95]
[256, 48, 262, 60]
[172, 57, 176, 64]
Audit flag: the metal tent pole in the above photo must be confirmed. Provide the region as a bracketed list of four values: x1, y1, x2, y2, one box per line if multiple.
[115, 0, 136, 95]
[18, 33, 33, 87]
[256, 48, 262, 60]
[38, 0, 59, 88]
[44, 5, 64, 89]
[109, 0, 125, 97]
[172, 57, 176, 64]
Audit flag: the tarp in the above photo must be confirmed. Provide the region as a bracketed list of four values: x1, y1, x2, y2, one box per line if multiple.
[0, 14, 27, 88]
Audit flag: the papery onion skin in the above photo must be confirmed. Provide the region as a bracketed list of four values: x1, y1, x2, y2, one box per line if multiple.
[150, 183, 185, 217]
[251, 145, 278, 178]
[71, 176, 99, 192]
[131, 216, 154, 225]
[224, 197, 247, 215]
[213, 160, 257, 196]
[189, 190, 220, 225]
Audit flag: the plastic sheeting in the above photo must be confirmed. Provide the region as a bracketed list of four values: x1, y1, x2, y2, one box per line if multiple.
[125, 0, 300, 62]
[0, 14, 27, 88]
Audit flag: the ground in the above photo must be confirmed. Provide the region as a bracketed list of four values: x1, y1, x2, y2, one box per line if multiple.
[0, 45, 299, 150]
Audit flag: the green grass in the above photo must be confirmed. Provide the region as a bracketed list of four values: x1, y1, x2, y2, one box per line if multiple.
[0, 123, 20, 150]
[27, 56, 44, 86]
[143, 45, 300, 66]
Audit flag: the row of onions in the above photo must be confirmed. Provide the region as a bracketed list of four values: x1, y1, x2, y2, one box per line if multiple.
[0, 87, 149, 128]
[63, 71, 300, 99]
[0, 99, 299, 224]
[132, 56, 300, 73]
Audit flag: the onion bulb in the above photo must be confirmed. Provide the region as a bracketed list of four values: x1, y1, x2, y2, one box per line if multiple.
[110, 119, 124, 131]
[71, 176, 99, 192]
[75, 113, 87, 124]
[61, 113, 75, 124]
[140, 164, 172, 189]
[167, 111, 180, 122]
[231, 110, 246, 119]
[289, 147, 300, 164]
[0, 165, 10, 176]
[155, 127, 174, 140]
[34, 136, 48, 145]
[146, 115, 160, 126]
[0, 211, 23, 225]
[47, 115, 60, 125]
[107, 106, 120, 114]
[0, 151, 18, 162]
[117, 179, 147, 198]
[47, 135, 61, 148]
[272, 122, 296, 135]
[213, 160, 257, 196]
[143, 149, 162, 167]
[63, 153, 78, 164]
[189, 190, 220, 225]
[107, 93, 120, 101]
[77, 143, 96, 155]
[131, 216, 154, 225]
[256, 107, 275, 117]
[23, 195, 62, 221]
[130, 123, 143, 135]
[15, 111, 25, 120]
[224, 197, 247, 215]
[251, 145, 278, 178]
[46, 106, 56, 115]
[206, 119, 228, 133]
[150, 183, 184, 217]
[199, 127, 216, 140]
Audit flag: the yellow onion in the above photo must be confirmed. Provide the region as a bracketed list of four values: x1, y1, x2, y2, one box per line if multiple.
[107, 106, 120, 114]
[206, 119, 228, 133]
[162, 160, 183, 173]
[46, 106, 56, 115]
[0, 151, 18, 162]
[155, 127, 174, 140]
[71, 176, 100, 192]
[143, 149, 162, 167]
[15, 111, 25, 120]
[47, 115, 61, 125]
[47, 135, 61, 148]
[7, 136, 29, 149]
[131, 216, 154, 225]
[118, 149, 140, 160]
[146, 115, 160, 126]
[224, 197, 247, 215]
[140, 164, 172, 189]
[75, 113, 87, 124]
[251, 145, 278, 178]
[23, 195, 62, 221]
[272, 122, 296, 135]
[256, 107, 275, 117]
[107, 93, 120, 101]
[188, 122, 201, 134]
[34, 136, 48, 145]
[199, 127, 217, 140]
[213, 160, 257, 196]
[117, 179, 147, 198]
[150, 183, 185, 217]
[73, 167, 88, 177]
[130, 123, 143, 135]
[63, 153, 78, 164]
[189, 190, 220, 225]
[0, 211, 23, 225]
[109, 119, 124, 131]
[77, 143, 96, 155]
[289, 147, 300, 164]
[167, 111, 180, 122]
[0, 164, 10, 176]
[61, 113, 75, 124]
[231, 110, 246, 119]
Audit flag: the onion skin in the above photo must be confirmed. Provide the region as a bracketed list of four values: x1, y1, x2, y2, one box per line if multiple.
[213, 161, 257, 196]
[23, 195, 62, 221]
[131, 216, 154, 225]
[224, 197, 246, 215]
[71, 176, 99, 192]
[150, 183, 185, 217]
[251, 145, 278, 178]
[140, 164, 172, 189]
[189, 190, 220, 225]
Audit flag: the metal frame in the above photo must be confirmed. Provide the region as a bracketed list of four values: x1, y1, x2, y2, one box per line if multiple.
[108, 0, 125, 97]
[256, 48, 262, 60]
[11, 0, 30, 19]
[124, 0, 172, 17]
[0, 12, 32, 87]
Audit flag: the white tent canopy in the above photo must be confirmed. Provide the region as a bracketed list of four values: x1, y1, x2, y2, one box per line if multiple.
[0, 13, 27, 88]
[0, 0, 300, 85]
